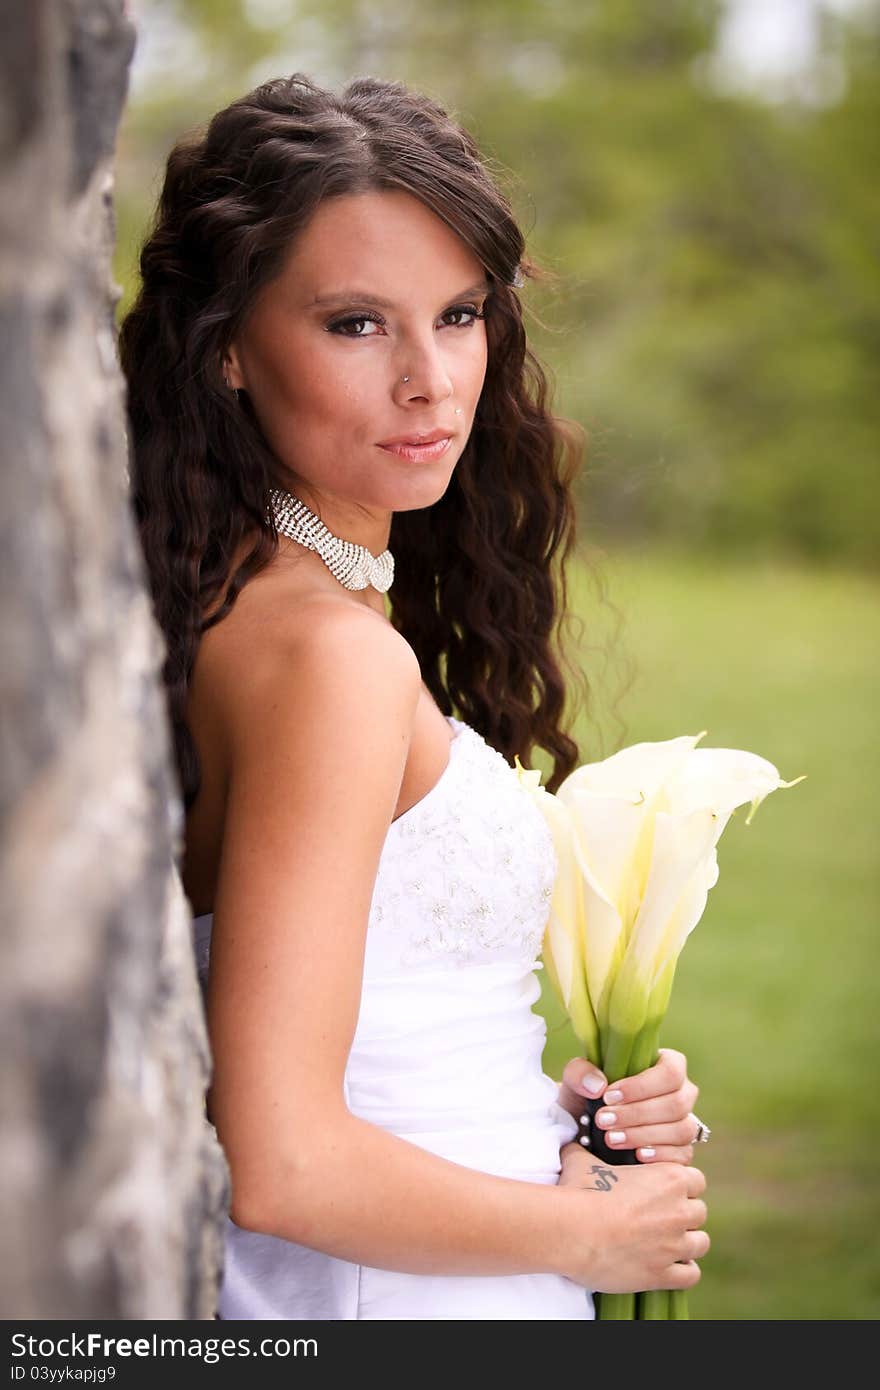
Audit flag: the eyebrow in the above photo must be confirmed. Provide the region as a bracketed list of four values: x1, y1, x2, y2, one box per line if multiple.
[309, 279, 492, 309]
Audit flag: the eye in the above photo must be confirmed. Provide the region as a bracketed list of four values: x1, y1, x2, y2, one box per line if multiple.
[326, 311, 385, 338]
[442, 303, 487, 328]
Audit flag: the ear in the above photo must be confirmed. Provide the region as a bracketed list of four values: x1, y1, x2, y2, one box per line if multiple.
[221, 344, 244, 391]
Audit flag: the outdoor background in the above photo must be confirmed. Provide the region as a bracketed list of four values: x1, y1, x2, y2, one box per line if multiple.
[115, 0, 879, 1319]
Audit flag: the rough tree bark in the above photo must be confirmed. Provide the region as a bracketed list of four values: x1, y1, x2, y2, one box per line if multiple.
[0, 0, 229, 1318]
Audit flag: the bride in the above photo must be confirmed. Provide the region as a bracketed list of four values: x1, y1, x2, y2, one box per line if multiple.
[119, 72, 709, 1320]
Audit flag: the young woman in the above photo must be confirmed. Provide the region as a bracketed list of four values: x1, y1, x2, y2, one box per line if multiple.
[119, 73, 709, 1321]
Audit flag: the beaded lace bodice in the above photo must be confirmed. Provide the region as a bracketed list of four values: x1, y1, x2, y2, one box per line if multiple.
[362, 715, 557, 974]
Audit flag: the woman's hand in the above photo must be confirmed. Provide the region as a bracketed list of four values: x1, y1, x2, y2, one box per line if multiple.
[556, 1047, 701, 1166]
[553, 1141, 709, 1292]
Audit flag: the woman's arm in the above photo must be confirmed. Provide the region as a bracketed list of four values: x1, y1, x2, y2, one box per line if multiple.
[204, 604, 707, 1291]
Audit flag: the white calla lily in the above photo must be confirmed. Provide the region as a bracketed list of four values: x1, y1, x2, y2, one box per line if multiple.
[515, 759, 598, 1057]
[517, 734, 804, 1077]
[661, 744, 806, 825]
[556, 732, 705, 802]
[563, 788, 645, 1023]
[517, 730, 804, 1323]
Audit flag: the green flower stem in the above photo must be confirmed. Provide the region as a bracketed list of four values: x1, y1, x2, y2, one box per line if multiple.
[629, 1023, 669, 1320]
[596, 1292, 636, 1319]
[627, 1019, 661, 1075]
[599, 1025, 635, 1083]
[594, 1019, 691, 1320]
[668, 1290, 690, 1318]
[632, 1020, 689, 1321]
[639, 1290, 671, 1318]
[602, 1020, 682, 1321]
[571, 961, 601, 1066]
[595, 1024, 637, 1321]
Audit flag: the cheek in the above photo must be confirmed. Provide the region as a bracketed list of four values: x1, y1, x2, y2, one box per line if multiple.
[466, 338, 488, 399]
[295, 340, 382, 417]
[252, 338, 336, 427]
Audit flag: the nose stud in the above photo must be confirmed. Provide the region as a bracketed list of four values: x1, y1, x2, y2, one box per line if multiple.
[400, 375, 462, 415]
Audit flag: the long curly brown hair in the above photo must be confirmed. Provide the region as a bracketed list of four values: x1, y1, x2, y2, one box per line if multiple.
[118, 72, 605, 814]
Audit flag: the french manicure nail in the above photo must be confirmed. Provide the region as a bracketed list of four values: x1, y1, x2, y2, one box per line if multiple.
[608, 1130, 626, 1144]
[639, 1147, 656, 1159]
[597, 1112, 617, 1127]
[581, 1077, 604, 1095]
[604, 1089, 624, 1105]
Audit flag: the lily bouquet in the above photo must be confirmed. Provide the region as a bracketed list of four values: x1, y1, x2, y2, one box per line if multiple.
[516, 731, 804, 1319]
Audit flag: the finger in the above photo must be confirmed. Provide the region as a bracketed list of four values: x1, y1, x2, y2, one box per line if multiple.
[685, 1165, 707, 1198]
[686, 1197, 708, 1230]
[597, 1117, 702, 1152]
[603, 1046, 690, 1107]
[634, 1144, 695, 1165]
[680, 1230, 711, 1261]
[591, 1089, 698, 1134]
[659, 1259, 702, 1291]
[562, 1057, 608, 1099]
[557, 1058, 607, 1118]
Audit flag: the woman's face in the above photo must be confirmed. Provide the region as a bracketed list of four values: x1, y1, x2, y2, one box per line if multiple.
[226, 189, 490, 541]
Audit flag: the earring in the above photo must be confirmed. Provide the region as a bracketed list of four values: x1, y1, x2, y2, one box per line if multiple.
[401, 376, 410, 383]
[224, 374, 241, 403]
[454, 407, 462, 414]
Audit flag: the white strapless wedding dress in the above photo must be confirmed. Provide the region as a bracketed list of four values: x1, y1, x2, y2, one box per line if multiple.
[192, 715, 594, 1320]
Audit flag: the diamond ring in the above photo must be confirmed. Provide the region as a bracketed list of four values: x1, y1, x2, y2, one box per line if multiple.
[691, 1115, 711, 1144]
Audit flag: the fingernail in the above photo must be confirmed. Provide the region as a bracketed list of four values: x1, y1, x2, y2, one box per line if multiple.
[604, 1089, 624, 1105]
[639, 1147, 656, 1159]
[597, 1111, 617, 1128]
[608, 1130, 626, 1144]
[581, 1076, 605, 1096]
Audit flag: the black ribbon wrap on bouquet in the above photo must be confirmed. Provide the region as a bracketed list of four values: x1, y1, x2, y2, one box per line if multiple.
[576, 1097, 640, 1166]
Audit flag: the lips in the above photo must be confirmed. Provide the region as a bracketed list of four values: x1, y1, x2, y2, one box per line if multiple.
[375, 428, 453, 461]
[377, 429, 453, 446]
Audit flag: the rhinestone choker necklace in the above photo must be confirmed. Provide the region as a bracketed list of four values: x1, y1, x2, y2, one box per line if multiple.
[266, 486, 395, 593]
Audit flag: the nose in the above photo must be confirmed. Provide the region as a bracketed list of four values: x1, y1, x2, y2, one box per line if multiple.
[394, 337, 454, 405]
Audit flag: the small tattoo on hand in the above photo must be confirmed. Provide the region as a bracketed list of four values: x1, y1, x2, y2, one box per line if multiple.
[586, 1165, 619, 1192]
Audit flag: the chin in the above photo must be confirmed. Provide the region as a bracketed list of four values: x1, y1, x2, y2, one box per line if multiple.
[386, 467, 457, 513]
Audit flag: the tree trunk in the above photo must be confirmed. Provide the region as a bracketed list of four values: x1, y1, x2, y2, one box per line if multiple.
[0, 0, 229, 1319]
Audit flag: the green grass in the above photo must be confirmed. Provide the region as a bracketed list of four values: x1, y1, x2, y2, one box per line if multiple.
[537, 542, 880, 1319]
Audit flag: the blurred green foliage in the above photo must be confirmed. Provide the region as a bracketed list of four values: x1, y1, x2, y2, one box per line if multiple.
[115, 0, 878, 567]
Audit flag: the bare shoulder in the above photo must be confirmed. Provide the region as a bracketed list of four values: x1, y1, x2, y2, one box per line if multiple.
[212, 593, 421, 767]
